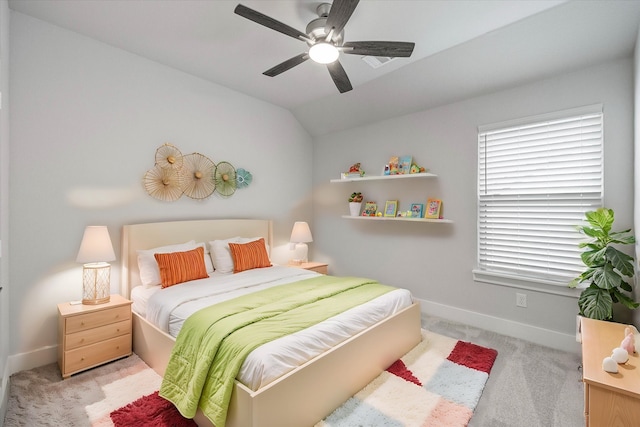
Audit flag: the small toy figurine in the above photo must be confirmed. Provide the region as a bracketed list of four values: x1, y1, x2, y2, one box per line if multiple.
[349, 163, 361, 173]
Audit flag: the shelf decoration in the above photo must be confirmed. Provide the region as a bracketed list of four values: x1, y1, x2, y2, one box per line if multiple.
[363, 201, 377, 216]
[341, 162, 365, 179]
[425, 198, 443, 219]
[384, 155, 427, 176]
[384, 200, 398, 217]
[143, 143, 252, 202]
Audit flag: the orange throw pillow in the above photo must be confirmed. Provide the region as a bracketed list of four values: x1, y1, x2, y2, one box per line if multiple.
[228, 238, 272, 273]
[154, 246, 209, 288]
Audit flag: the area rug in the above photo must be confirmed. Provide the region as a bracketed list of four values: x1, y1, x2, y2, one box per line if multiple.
[88, 330, 496, 427]
[315, 329, 498, 426]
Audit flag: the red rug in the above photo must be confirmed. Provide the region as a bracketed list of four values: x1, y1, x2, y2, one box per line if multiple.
[110, 391, 196, 427]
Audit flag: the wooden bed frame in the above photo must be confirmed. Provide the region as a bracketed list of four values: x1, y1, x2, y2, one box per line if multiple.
[121, 218, 422, 427]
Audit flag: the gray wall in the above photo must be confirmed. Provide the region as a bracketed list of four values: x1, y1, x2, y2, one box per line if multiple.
[0, 0, 10, 421]
[7, 12, 313, 369]
[313, 58, 634, 352]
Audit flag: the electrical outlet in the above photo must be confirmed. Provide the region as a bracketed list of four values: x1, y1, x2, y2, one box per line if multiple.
[516, 293, 527, 308]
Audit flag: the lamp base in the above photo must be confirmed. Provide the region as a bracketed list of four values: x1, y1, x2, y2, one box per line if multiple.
[291, 242, 309, 264]
[82, 262, 111, 305]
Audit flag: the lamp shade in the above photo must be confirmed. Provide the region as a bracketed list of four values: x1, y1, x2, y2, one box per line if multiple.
[76, 226, 116, 263]
[290, 221, 313, 243]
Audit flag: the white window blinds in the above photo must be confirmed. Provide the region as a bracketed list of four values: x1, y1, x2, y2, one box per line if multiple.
[477, 107, 603, 285]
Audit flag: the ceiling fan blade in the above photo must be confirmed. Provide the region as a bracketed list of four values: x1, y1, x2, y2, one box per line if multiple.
[325, 0, 360, 38]
[263, 53, 309, 77]
[343, 41, 415, 58]
[327, 60, 353, 93]
[235, 4, 309, 41]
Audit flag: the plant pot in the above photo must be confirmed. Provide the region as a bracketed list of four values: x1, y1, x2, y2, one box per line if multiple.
[349, 202, 362, 216]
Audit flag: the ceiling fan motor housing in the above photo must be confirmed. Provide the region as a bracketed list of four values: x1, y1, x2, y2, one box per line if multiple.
[306, 3, 343, 46]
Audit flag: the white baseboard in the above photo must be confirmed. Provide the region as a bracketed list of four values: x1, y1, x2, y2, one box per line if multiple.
[417, 297, 581, 355]
[7, 344, 57, 377]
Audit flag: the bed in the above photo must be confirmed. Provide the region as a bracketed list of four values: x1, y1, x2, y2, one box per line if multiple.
[121, 218, 422, 427]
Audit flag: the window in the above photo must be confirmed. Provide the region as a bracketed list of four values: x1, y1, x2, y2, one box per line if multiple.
[476, 105, 603, 288]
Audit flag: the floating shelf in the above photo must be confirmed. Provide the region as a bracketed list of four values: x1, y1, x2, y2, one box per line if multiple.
[341, 215, 453, 223]
[330, 172, 437, 183]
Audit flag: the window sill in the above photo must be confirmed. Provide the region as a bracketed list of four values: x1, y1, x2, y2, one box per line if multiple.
[472, 269, 582, 298]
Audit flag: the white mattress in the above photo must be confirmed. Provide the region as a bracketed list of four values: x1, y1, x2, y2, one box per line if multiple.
[131, 265, 413, 390]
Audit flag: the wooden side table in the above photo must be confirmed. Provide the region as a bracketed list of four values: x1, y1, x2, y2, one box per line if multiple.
[58, 294, 132, 379]
[581, 316, 640, 426]
[289, 261, 328, 275]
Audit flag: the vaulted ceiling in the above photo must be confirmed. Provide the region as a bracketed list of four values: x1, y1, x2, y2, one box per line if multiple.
[9, 0, 640, 136]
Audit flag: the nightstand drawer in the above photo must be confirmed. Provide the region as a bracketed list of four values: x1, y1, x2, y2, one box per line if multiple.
[64, 334, 131, 374]
[65, 305, 130, 334]
[65, 319, 131, 351]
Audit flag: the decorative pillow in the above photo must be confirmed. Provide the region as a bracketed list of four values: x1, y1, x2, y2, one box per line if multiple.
[154, 246, 209, 288]
[137, 240, 196, 287]
[228, 238, 272, 273]
[209, 237, 242, 274]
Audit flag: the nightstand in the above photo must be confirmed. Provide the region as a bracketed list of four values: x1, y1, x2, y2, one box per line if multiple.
[57, 294, 132, 379]
[294, 262, 328, 275]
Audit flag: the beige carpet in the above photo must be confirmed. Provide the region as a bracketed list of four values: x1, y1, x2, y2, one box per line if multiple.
[4, 315, 585, 426]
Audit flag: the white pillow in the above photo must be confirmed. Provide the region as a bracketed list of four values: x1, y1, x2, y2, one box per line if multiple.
[196, 242, 214, 274]
[209, 237, 242, 274]
[137, 240, 196, 287]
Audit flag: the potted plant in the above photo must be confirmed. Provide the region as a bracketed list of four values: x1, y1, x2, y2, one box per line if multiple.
[348, 192, 363, 216]
[569, 207, 639, 320]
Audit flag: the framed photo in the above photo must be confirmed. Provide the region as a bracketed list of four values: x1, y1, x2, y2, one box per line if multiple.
[410, 203, 424, 218]
[363, 201, 377, 216]
[425, 198, 442, 219]
[384, 200, 398, 217]
[399, 155, 412, 174]
[388, 156, 399, 175]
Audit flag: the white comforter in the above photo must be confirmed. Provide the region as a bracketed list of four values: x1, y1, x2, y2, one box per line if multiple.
[132, 265, 413, 390]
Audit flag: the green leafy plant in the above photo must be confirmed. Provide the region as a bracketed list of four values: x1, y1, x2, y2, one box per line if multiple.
[569, 208, 638, 320]
[348, 192, 363, 203]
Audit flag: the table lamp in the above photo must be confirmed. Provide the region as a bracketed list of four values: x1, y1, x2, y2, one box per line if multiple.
[76, 225, 116, 305]
[290, 221, 313, 264]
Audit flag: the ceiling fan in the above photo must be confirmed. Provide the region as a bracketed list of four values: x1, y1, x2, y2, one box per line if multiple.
[234, 0, 415, 93]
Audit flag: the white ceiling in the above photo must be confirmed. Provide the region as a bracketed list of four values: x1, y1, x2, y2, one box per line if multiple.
[8, 0, 640, 136]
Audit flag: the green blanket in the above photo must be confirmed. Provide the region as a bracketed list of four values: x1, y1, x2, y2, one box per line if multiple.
[159, 275, 395, 427]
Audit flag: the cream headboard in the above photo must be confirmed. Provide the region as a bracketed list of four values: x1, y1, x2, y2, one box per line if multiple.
[121, 218, 273, 298]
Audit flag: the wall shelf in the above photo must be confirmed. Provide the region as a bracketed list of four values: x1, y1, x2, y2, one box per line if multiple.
[330, 172, 437, 183]
[341, 215, 453, 223]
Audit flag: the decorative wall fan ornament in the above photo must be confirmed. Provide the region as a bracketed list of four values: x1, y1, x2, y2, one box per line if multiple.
[215, 161, 237, 197]
[143, 144, 252, 202]
[236, 168, 253, 188]
[155, 143, 183, 170]
[234, 0, 415, 93]
[143, 164, 185, 202]
[181, 152, 216, 199]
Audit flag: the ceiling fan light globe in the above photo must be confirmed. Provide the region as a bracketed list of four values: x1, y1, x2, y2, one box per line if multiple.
[309, 43, 339, 64]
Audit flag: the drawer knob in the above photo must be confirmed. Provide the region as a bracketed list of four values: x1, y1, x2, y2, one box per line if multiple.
[80, 322, 85, 326]
[81, 357, 85, 361]
[80, 338, 84, 343]
[117, 328, 120, 332]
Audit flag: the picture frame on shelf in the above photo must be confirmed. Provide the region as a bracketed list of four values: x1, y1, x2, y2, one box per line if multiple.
[388, 156, 399, 175]
[384, 200, 398, 217]
[363, 201, 378, 216]
[425, 198, 442, 219]
[410, 203, 424, 218]
[399, 155, 412, 174]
